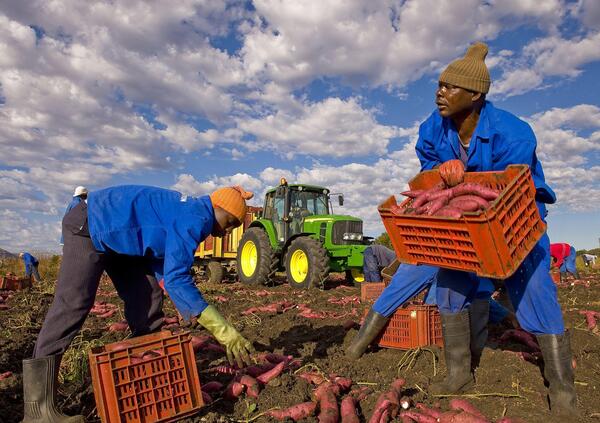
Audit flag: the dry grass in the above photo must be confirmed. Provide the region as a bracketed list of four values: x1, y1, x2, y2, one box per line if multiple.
[0, 255, 62, 282]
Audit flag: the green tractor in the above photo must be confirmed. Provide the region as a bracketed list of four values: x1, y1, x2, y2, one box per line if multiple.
[236, 178, 367, 289]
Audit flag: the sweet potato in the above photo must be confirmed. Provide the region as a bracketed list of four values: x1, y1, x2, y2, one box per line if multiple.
[191, 335, 210, 352]
[426, 196, 450, 216]
[368, 399, 392, 423]
[315, 383, 339, 423]
[451, 183, 498, 200]
[438, 410, 489, 423]
[401, 190, 424, 199]
[298, 371, 326, 385]
[201, 381, 224, 392]
[240, 375, 261, 398]
[340, 396, 360, 423]
[579, 310, 599, 331]
[0, 371, 13, 380]
[267, 402, 317, 421]
[350, 386, 372, 401]
[264, 353, 294, 365]
[449, 399, 486, 419]
[257, 361, 285, 384]
[448, 198, 481, 212]
[201, 391, 213, 405]
[435, 206, 462, 218]
[108, 321, 128, 332]
[399, 411, 437, 423]
[246, 363, 277, 378]
[499, 329, 540, 352]
[414, 403, 442, 418]
[331, 375, 353, 392]
[390, 378, 406, 393]
[449, 195, 489, 209]
[223, 381, 245, 399]
[412, 185, 444, 208]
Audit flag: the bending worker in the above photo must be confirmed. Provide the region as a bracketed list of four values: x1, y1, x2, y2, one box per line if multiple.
[23, 185, 256, 423]
[350, 42, 576, 417]
[19, 251, 41, 282]
[550, 242, 580, 279]
[363, 244, 396, 282]
[59, 186, 89, 245]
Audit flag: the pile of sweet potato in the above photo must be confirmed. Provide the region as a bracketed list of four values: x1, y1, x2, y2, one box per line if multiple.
[392, 182, 500, 219]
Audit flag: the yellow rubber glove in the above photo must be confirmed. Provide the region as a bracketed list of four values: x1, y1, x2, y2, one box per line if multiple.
[197, 305, 255, 367]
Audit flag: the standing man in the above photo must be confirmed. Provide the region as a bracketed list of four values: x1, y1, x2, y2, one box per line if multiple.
[363, 244, 397, 282]
[550, 242, 580, 279]
[59, 186, 88, 245]
[23, 185, 256, 423]
[19, 252, 41, 282]
[413, 42, 575, 416]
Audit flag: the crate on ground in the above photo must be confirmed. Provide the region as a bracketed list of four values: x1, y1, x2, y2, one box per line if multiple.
[0, 274, 32, 290]
[361, 282, 386, 302]
[378, 165, 546, 279]
[89, 330, 203, 423]
[376, 303, 442, 350]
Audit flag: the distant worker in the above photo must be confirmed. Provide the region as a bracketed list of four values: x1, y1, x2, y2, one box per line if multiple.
[23, 185, 256, 422]
[19, 252, 41, 282]
[60, 186, 89, 245]
[550, 243, 580, 279]
[363, 245, 397, 282]
[582, 253, 597, 267]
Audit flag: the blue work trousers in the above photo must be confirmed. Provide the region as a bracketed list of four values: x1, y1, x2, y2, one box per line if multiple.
[560, 246, 578, 276]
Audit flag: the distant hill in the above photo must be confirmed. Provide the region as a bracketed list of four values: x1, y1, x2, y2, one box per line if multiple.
[0, 248, 16, 258]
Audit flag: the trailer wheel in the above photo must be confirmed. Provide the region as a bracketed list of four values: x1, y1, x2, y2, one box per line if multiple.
[207, 261, 224, 284]
[237, 227, 276, 285]
[285, 237, 329, 289]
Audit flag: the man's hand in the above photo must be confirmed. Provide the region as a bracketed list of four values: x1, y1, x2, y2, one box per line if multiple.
[439, 159, 465, 187]
[197, 305, 255, 367]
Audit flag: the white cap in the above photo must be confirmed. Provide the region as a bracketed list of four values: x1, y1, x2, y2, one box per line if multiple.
[73, 186, 88, 197]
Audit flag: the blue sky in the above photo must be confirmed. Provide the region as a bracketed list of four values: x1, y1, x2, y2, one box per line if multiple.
[0, 0, 599, 252]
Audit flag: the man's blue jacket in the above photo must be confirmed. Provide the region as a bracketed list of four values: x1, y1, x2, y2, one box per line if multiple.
[88, 185, 214, 321]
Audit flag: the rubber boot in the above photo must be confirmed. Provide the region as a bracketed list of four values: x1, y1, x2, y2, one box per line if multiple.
[537, 332, 578, 417]
[430, 310, 474, 395]
[346, 308, 389, 359]
[469, 298, 489, 372]
[22, 355, 84, 423]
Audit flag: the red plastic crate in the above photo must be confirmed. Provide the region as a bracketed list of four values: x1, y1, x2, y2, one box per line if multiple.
[378, 165, 546, 279]
[89, 330, 203, 423]
[360, 282, 386, 302]
[376, 303, 443, 350]
[0, 275, 32, 290]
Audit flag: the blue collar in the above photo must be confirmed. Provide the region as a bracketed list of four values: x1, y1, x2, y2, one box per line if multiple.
[446, 101, 493, 158]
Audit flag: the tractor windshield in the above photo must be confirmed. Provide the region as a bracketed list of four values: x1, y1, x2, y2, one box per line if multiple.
[290, 189, 329, 217]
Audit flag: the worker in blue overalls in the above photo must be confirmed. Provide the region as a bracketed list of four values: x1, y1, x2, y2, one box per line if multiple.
[19, 252, 41, 282]
[22, 185, 256, 423]
[59, 186, 88, 246]
[416, 42, 574, 416]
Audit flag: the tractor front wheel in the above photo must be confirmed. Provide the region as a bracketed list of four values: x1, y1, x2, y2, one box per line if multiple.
[285, 237, 329, 289]
[345, 268, 365, 287]
[237, 227, 276, 285]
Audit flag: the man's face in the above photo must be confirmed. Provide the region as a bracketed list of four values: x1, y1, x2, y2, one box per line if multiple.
[436, 82, 476, 118]
[211, 208, 242, 237]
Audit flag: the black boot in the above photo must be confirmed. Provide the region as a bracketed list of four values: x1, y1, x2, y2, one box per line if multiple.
[346, 308, 389, 359]
[430, 310, 474, 395]
[537, 332, 578, 417]
[22, 355, 84, 423]
[469, 298, 489, 372]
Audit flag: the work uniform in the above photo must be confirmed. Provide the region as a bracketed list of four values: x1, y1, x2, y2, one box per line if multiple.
[34, 185, 213, 358]
[416, 101, 562, 335]
[363, 245, 397, 282]
[59, 196, 84, 245]
[22, 252, 41, 282]
[550, 243, 578, 277]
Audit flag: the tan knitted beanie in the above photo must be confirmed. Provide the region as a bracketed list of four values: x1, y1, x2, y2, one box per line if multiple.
[439, 42, 491, 94]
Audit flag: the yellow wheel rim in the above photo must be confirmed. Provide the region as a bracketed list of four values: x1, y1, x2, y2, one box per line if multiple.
[290, 250, 308, 283]
[351, 268, 365, 283]
[240, 240, 257, 277]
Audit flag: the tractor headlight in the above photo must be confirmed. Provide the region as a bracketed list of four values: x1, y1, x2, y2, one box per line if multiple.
[343, 232, 363, 241]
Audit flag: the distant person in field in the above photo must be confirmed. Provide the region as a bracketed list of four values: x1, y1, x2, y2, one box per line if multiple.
[550, 243, 580, 279]
[363, 244, 397, 282]
[59, 186, 88, 246]
[349, 42, 576, 417]
[23, 185, 256, 422]
[582, 253, 597, 267]
[19, 252, 41, 282]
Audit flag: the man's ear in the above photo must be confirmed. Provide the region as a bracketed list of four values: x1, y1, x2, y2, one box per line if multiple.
[471, 91, 482, 102]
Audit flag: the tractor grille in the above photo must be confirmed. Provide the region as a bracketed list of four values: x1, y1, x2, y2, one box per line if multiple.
[332, 220, 363, 245]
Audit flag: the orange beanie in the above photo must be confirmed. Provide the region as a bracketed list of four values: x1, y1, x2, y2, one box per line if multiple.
[210, 186, 254, 222]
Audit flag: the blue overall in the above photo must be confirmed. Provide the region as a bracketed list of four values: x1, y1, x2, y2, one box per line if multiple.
[59, 196, 83, 245]
[22, 252, 38, 276]
[372, 264, 508, 323]
[363, 245, 397, 282]
[560, 246, 578, 276]
[415, 101, 563, 335]
[88, 186, 213, 321]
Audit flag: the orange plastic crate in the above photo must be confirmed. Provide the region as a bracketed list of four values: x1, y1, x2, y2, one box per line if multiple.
[89, 330, 203, 423]
[378, 165, 546, 279]
[360, 282, 386, 302]
[0, 275, 32, 290]
[376, 303, 442, 350]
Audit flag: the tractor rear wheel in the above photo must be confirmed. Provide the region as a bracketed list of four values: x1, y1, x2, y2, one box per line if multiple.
[207, 261, 224, 284]
[237, 227, 276, 285]
[285, 237, 329, 289]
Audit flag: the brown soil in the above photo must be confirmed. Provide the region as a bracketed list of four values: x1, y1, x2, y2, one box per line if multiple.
[1, 271, 599, 423]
